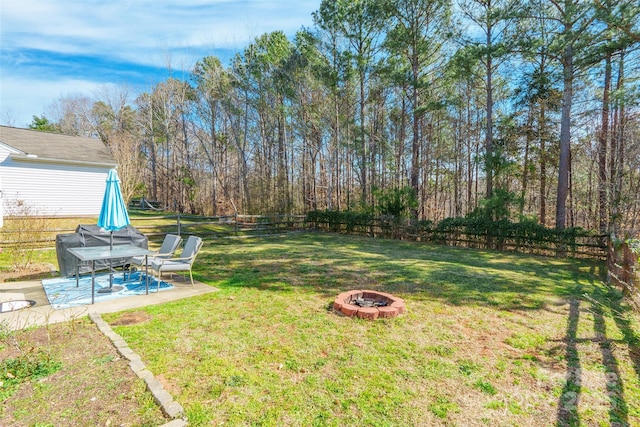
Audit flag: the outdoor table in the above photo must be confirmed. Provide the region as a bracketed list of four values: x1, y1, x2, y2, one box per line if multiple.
[67, 245, 155, 304]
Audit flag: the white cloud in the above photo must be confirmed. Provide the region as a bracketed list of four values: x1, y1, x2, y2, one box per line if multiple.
[1, 0, 318, 65]
[0, 0, 320, 127]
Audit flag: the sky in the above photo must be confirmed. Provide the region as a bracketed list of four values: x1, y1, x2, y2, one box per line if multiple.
[0, 0, 320, 128]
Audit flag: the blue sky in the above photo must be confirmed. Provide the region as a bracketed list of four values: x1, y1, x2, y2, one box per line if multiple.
[0, 0, 319, 128]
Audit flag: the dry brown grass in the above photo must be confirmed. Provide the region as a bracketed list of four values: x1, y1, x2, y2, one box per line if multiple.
[0, 319, 167, 426]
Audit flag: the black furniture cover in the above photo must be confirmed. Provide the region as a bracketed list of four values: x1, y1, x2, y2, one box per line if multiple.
[56, 224, 148, 277]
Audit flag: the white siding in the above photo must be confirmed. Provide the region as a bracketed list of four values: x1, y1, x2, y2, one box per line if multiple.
[0, 154, 111, 217]
[0, 144, 15, 161]
[0, 171, 4, 227]
[0, 144, 13, 223]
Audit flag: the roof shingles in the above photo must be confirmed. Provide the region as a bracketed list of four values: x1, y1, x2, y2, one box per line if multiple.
[0, 126, 116, 165]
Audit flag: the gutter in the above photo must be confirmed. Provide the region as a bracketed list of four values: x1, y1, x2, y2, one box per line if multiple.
[9, 153, 117, 168]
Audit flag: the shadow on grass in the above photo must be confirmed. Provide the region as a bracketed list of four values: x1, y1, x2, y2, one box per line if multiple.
[163, 232, 640, 425]
[591, 289, 629, 426]
[609, 299, 640, 385]
[556, 296, 582, 426]
[590, 287, 640, 384]
[552, 286, 639, 426]
[197, 232, 604, 312]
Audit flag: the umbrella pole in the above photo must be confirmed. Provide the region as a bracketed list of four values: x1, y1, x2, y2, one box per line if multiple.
[109, 232, 113, 288]
[98, 232, 115, 293]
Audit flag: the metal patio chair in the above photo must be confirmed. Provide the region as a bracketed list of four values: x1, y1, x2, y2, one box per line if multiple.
[126, 234, 182, 280]
[150, 235, 203, 288]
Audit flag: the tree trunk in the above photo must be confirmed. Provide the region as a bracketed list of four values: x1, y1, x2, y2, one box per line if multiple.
[598, 50, 611, 234]
[485, 25, 494, 199]
[539, 103, 547, 226]
[521, 107, 533, 217]
[611, 51, 626, 235]
[397, 93, 407, 189]
[410, 67, 421, 213]
[359, 71, 367, 202]
[555, 42, 573, 230]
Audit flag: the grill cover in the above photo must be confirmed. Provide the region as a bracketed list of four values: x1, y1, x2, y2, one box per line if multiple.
[56, 224, 148, 277]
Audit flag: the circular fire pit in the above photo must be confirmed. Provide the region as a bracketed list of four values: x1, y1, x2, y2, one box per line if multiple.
[333, 290, 405, 320]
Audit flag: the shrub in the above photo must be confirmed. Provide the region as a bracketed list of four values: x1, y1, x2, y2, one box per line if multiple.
[1, 198, 50, 270]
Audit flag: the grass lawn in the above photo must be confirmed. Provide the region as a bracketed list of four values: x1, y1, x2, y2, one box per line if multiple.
[106, 232, 640, 426]
[3, 232, 640, 426]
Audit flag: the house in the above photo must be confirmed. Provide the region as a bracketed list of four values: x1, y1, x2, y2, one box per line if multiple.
[0, 126, 117, 218]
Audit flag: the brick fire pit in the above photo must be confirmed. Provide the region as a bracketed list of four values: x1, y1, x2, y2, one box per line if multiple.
[333, 290, 405, 320]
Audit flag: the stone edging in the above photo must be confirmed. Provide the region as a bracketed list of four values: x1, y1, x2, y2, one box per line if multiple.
[333, 289, 405, 320]
[89, 313, 187, 424]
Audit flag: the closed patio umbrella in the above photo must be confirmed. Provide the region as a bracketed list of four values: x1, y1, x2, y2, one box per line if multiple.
[98, 169, 130, 244]
[97, 169, 130, 292]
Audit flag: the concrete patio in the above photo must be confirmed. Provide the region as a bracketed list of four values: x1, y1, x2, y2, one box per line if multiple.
[0, 274, 217, 331]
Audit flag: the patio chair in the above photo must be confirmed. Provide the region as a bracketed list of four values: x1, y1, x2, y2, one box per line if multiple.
[131, 233, 183, 268]
[150, 235, 203, 288]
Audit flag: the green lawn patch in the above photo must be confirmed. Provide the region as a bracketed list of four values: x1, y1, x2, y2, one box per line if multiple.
[100, 233, 640, 426]
[93, 233, 640, 425]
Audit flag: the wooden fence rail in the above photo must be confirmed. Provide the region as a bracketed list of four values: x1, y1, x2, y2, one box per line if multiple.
[0, 214, 307, 247]
[608, 240, 640, 310]
[2, 213, 608, 261]
[4, 212, 639, 310]
[4, 211, 637, 311]
[307, 217, 609, 260]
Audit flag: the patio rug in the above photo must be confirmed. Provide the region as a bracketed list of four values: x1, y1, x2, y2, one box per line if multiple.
[42, 271, 173, 310]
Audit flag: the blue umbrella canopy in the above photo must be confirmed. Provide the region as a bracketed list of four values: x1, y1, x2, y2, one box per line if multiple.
[97, 169, 130, 234]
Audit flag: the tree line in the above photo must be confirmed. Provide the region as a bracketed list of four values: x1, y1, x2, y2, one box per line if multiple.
[26, 0, 640, 234]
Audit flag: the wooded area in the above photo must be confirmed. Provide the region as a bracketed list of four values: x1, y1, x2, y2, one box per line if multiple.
[26, 0, 640, 236]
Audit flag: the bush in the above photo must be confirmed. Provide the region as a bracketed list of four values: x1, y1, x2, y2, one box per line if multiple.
[305, 210, 374, 233]
[306, 208, 601, 257]
[1, 198, 50, 270]
[373, 186, 418, 219]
